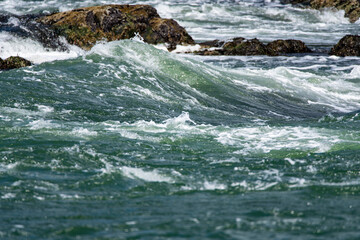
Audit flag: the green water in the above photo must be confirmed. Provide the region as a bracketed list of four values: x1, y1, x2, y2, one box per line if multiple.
[1, 1, 360, 239]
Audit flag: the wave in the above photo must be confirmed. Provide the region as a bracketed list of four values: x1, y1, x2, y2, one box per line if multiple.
[1, 39, 360, 124]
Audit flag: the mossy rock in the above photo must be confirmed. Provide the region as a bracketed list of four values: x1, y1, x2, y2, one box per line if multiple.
[38, 5, 194, 50]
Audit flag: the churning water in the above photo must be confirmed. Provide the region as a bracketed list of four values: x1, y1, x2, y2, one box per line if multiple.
[1, 0, 360, 239]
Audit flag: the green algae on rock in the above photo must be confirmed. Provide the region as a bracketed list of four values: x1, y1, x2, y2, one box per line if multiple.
[38, 5, 194, 50]
[0, 56, 32, 70]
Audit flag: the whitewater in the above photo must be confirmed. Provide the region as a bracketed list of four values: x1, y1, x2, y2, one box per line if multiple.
[1, 0, 360, 239]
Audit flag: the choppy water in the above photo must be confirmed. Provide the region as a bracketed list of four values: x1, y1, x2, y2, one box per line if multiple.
[1, 0, 360, 239]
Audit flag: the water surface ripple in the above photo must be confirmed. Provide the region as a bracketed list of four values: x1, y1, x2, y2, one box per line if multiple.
[1, 0, 360, 239]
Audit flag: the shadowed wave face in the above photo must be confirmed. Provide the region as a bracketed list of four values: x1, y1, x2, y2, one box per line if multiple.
[1, 1, 360, 239]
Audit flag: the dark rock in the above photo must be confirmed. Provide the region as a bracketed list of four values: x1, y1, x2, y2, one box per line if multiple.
[192, 37, 312, 56]
[38, 5, 194, 50]
[280, 0, 312, 6]
[193, 38, 269, 56]
[223, 38, 270, 56]
[0, 56, 32, 70]
[144, 18, 195, 51]
[267, 39, 312, 55]
[330, 35, 360, 56]
[198, 39, 225, 48]
[194, 49, 224, 56]
[0, 13, 68, 51]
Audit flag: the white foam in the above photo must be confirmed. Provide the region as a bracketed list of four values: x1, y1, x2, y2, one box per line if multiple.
[316, 9, 349, 24]
[102, 112, 353, 155]
[216, 126, 339, 154]
[71, 127, 97, 137]
[0, 106, 40, 117]
[0, 32, 83, 64]
[59, 193, 81, 199]
[104, 112, 201, 138]
[201, 181, 226, 190]
[120, 166, 173, 183]
[235, 66, 360, 112]
[172, 44, 202, 53]
[28, 119, 60, 130]
[35, 105, 54, 113]
[346, 65, 360, 78]
[289, 177, 307, 188]
[1, 193, 16, 199]
[7, 17, 20, 26]
[0, 162, 18, 172]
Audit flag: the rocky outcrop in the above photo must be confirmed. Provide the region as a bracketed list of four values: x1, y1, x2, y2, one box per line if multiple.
[267, 39, 312, 55]
[223, 38, 270, 55]
[282, 0, 360, 23]
[0, 56, 32, 70]
[38, 5, 194, 50]
[330, 35, 360, 56]
[194, 38, 312, 56]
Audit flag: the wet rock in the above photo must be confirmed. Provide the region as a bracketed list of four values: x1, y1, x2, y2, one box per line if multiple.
[194, 38, 268, 56]
[193, 38, 311, 56]
[223, 38, 269, 56]
[198, 39, 225, 48]
[0, 56, 32, 70]
[330, 35, 360, 56]
[267, 39, 312, 55]
[282, 0, 360, 23]
[194, 49, 224, 56]
[38, 5, 194, 50]
[0, 13, 68, 51]
[280, 0, 311, 6]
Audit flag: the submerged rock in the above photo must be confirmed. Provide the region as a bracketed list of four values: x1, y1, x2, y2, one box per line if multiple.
[282, 0, 360, 23]
[38, 5, 194, 50]
[330, 35, 360, 56]
[0, 56, 32, 70]
[193, 38, 311, 56]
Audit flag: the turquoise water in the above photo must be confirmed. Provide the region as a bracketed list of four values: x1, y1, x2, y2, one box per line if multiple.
[1, 1, 360, 239]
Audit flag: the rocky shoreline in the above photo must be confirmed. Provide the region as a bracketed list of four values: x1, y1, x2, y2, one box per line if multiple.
[1, 3, 360, 70]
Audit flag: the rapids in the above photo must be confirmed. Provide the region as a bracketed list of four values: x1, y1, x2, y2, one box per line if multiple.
[1, 0, 360, 239]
